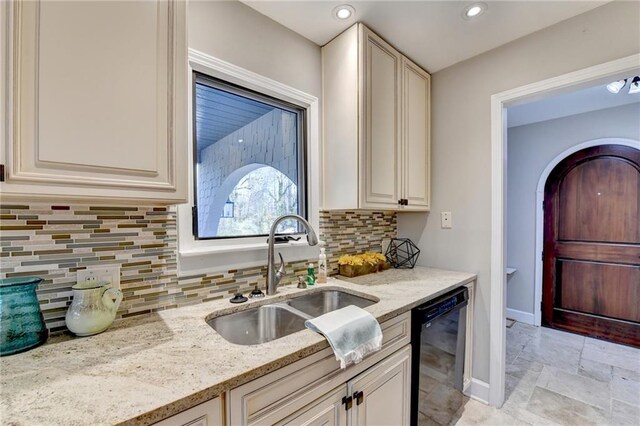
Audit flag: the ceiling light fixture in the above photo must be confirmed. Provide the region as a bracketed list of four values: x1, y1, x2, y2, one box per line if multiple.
[606, 76, 640, 94]
[333, 4, 355, 20]
[463, 2, 487, 19]
[606, 79, 627, 94]
[629, 76, 640, 94]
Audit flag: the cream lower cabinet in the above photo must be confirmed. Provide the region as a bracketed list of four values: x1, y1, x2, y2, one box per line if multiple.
[350, 347, 411, 425]
[281, 385, 349, 426]
[280, 347, 411, 426]
[229, 312, 412, 426]
[0, 0, 187, 204]
[322, 23, 430, 212]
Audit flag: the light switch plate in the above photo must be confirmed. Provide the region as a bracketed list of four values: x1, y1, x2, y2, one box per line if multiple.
[77, 266, 121, 290]
[441, 212, 452, 229]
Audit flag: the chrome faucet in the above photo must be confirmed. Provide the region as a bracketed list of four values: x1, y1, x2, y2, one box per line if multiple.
[267, 214, 318, 295]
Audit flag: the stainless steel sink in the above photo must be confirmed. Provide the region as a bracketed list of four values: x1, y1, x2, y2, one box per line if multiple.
[207, 289, 378, 345]
[207, 304, 307, 345]
[286, 290, 376, 318]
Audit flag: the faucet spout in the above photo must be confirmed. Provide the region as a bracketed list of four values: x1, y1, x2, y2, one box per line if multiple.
[267, 214, 318, 295]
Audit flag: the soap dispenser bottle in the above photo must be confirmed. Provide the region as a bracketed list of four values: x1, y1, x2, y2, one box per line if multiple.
[306, 263, 316, 286]
[317, 248, 327, 284]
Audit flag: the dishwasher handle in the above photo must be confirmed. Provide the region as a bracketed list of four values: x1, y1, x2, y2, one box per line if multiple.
[414, 287, 468, 324]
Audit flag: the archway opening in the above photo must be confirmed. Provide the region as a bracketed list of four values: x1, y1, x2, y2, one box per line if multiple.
[215, 166, 299, 237]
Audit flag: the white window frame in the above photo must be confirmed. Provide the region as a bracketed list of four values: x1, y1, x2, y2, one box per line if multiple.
[178, 49, 321, 276]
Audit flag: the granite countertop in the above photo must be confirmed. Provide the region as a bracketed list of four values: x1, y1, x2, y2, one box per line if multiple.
[0, 267, 475, 426]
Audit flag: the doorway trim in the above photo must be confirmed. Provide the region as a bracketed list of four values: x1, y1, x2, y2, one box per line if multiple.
[533, 138, 640, 327]
[489, 53, 640, 407]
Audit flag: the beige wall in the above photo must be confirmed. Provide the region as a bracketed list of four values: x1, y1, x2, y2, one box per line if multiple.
[398, 1, 640, 383]
[188, 0, 321, 98]
[507, 103, 640, 315]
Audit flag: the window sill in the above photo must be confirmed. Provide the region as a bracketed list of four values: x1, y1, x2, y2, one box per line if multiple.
[179, 238, 312, 257]
[177, 236, 319, 277]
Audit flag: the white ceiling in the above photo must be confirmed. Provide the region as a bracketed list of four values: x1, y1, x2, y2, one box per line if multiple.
[507, 75, 640, 128]
[242, 0, 609, 73]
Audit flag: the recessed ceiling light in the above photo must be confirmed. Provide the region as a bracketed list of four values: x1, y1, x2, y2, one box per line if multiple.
[333, 4, 355, 20]
[463, 2, 487, 19]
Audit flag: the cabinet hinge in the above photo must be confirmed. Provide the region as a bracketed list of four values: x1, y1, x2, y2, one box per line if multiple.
[0, 164, 5, 182]
[342, 395, 353, 411]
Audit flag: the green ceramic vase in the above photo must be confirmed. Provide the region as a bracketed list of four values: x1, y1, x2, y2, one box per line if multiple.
[0, 277, 48, 356]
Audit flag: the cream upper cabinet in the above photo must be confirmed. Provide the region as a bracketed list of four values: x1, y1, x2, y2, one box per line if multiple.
[360, 26, 402, 208]
[0, 0, 187, 204]
[322, 23, 430, 211]
[402, 57, 431, 210]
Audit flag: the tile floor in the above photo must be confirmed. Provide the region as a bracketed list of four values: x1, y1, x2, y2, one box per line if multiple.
[452, 322, 640, 425]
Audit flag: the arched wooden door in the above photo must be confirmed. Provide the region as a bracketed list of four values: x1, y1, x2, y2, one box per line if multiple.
[543, 145, 640, 347]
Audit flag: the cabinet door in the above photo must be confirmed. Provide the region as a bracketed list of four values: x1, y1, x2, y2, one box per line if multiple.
[359, 25, 402, 209]
[401, 57, 431, 211]
[350, 345, 411, 426]
[1, 0, 187, 203]
[154, 397, 223, 426]
[279, 385, 348, 426]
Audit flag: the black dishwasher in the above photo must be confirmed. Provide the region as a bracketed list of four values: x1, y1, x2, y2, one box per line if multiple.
[411, 287, 468, 426]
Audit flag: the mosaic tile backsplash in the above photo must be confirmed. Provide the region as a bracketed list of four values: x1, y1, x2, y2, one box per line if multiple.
[0, 204, 396, 333]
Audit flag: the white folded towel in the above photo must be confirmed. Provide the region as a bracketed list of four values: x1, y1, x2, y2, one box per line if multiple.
[305, 305, 383, 369]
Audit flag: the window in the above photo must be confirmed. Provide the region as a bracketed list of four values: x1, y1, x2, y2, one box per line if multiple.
[192, 73, 307, 240]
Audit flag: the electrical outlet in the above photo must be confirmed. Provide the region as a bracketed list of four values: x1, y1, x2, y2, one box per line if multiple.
[77, 266, 120, 290]
[441, 212, 452, 229]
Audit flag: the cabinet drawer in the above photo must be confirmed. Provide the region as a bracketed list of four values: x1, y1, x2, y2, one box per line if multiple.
[154, 397, 223, 426]
[229, 312, 410, 425]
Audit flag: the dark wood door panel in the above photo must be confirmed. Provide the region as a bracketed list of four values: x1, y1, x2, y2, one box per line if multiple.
[558, 157, 640, 243]
[558, 260, 639, 322]
[555, 242, 640, 265]
[544, 145, 640, 347]
[548, 310, 640, 348]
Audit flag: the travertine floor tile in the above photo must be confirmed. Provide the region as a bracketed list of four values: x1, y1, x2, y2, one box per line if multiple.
[504, 370, 541, 407]
[612, 374, 640, 407]
[525, 387, 610, 426]
[506, 329, 533, 364]
[535, 327, 585, 350]
[451, 399, 530, 426]
[452, 322, 640, 425]
[536, 365, 611, 411]
[611, 399, 640, 426]
[578, 358, 613, 383]
[614, 366, 640, 383]
[582, 338, 640, 373]
[520, 339, 581, 374]
[506, 356, 544, 380]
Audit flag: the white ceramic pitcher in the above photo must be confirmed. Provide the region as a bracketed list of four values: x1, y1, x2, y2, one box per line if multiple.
[65, 281, 123, 336]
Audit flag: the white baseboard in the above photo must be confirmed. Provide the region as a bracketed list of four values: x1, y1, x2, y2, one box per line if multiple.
[506, 308, 534, 325]
[465, 378, 490, 405]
